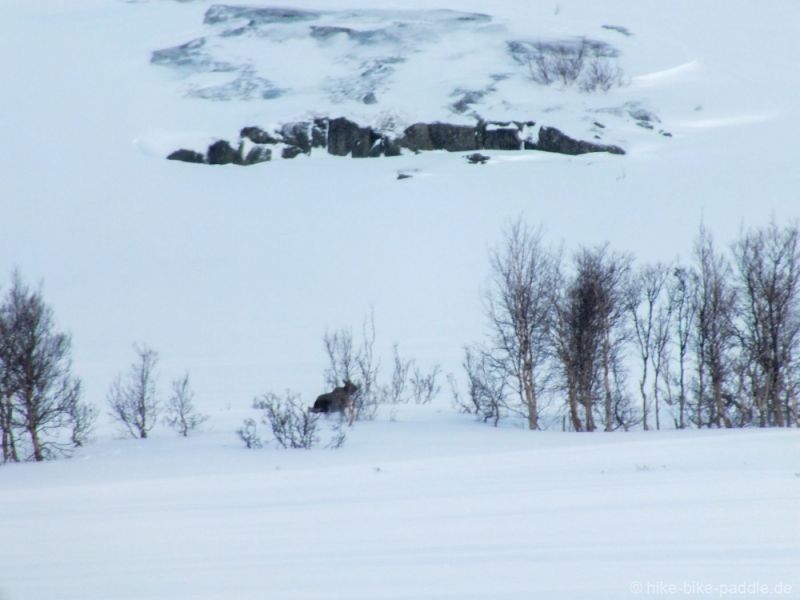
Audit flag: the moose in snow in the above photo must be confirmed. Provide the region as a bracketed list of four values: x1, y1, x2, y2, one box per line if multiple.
[310, 379, 359, 425]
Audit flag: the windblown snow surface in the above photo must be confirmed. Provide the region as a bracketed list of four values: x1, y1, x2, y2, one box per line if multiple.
[1, 0, 799, 598]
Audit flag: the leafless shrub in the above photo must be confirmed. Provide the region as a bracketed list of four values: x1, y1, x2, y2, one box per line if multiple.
[164, 373, 208, 437]
[410, 364, 441, 405]
[254, 391, 319, 449]
[579, 57, 625, 92]
[509, 38, 624, 93]
[384, 344, 412, 404]
[107, 344, 161, 439]
[323, 312, 381, 421]
[461, 346, 505, 426]
[236, 417, 261, 449]
[68, 400, 98, 448]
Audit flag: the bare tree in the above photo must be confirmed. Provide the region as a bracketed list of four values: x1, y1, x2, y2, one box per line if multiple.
[485, 220, 559, 429]
[733, 221, 800, 427]
[692, 226, 737, 428]
[0, 272, 89, 461]
[664, 266, 696, 429]
[649, 289, 674, 431]
[0, 315, 20, 462]
[553, 245, 632, 431]
[626, 263, 669, 430]
[164, 373, 208, 437]
[107, 344, 161, 439]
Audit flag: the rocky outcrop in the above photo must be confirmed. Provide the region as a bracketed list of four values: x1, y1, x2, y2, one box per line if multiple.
[167, 149, 206, 164]
[401, 123, 480, 152]
[240, 145, 272, 165]
[167, 117, 625, 165]
[207, 140, 239, 165]
[240, 126, 280, 145]
[479, 121, 534, 150]
[530, 126, 625, 155]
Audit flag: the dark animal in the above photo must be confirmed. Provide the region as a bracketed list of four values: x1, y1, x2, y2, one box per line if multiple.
[310, 380, 359, 425]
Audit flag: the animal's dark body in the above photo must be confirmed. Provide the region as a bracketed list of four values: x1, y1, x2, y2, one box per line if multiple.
[310, 380, 359, 421]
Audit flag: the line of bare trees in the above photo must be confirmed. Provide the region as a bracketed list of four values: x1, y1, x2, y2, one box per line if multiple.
[460, 219, 800, 430]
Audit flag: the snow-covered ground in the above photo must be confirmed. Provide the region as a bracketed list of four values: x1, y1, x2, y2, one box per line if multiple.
[1, 0, 800, 597]
[1, 407, 798, 600]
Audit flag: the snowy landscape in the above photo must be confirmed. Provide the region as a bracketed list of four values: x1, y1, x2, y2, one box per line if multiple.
[1, 0, 799, 598]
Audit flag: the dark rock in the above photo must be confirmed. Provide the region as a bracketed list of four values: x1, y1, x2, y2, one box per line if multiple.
[280, 122, 312, 153]
[327, 118, 383, 157]
[400, 123, 433, 152]
[397, 173, 413, 180]
[593, 121, 606, 129]
[309, 25, 353, 40]
[533, 127, 625, 155]
[428, 123, 479, 151]
[636, 121, 654, 130]
[467, 153, 490, 164]
[480, 121, 522, 150]
[401, 122, 479, 152]
[241, 145, 272, 165]
[357, 130, 384, 158]
[363, 92, 378, 105]
[167, 149, 206, 164]
[382, 137, 403, 157]
[207, 140, 239, 165]
[282, 145, 304, 159]
[661, 131, 673, 138]
[311, 118, 328, 148]
[327, 117, 361, 156]
[240, 126, 280, 145]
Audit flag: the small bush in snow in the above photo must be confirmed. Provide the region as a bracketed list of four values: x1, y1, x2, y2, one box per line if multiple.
[164, 374, 209, 437]
[242, 390, 346, 450]
[237, 418, 262, 449]
[107, 344, 161, 439]
[509, 38, 624, 93]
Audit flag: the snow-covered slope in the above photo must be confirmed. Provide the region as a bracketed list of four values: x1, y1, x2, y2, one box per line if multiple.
[1, 0, 799, 407]
[1, 410, 799, 600]
[1, 1, 800, 597]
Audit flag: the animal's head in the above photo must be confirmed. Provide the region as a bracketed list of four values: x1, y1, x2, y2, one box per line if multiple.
[343, 379, 359, 394]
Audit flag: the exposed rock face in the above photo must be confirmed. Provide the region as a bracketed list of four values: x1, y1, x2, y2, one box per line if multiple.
[167, 149, 206, 164]
[311, 118, 328, 148]
[282, 146, 304, 159]
[532, 126, 625, 155]
[240, 126, 280, 145]
[327, 117, 362, 156]
[327, 117, 389, 158]
[401, 123, 480, 152]
[281, 122, 312, 154]
[241, 145, 272, 165]
[166, 117, 626, 164]
[207, 140, 239, 165]
[479, 121, 527, 150]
